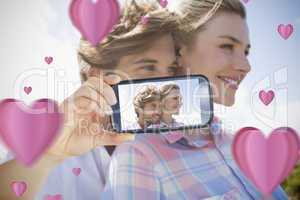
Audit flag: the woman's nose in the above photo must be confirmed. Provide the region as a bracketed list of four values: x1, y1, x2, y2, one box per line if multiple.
[233, 55, 251, 73]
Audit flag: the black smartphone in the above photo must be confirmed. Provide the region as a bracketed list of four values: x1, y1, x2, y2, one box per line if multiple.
[111, 75, 213, 133]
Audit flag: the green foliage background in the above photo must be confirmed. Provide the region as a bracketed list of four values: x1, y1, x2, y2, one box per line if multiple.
[282, 164, 300, 199]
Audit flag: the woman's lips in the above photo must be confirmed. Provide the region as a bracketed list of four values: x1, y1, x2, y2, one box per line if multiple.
[217, 76, 239, 90]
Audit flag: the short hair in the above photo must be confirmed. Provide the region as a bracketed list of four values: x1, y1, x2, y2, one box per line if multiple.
[78, 0, 181, 82]
[133, 85, 161, 116]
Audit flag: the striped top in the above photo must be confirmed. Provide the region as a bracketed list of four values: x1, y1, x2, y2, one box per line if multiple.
[102, 118, 288, 200]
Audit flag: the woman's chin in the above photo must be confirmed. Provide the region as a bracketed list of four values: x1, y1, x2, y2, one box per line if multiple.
[214, 96, 235, 107]
[224, 99, 235, 107]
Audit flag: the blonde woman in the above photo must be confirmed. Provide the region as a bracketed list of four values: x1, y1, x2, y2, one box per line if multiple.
[133, 85, 162, 129]
[159, 83, 184, 127]
[102, 0, 288, 199]
[0, 1, 182, 200]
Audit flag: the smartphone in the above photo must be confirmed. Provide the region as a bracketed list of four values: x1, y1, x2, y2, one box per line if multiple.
[111, 75, 213, 133]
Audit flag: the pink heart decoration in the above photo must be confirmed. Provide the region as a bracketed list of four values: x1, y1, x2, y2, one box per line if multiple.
[24, 86, 32, 95]
[69, 0, 120, 46]
[259, 90, 274, 106]
[44, 194, 63, 200]
[0, 99, 63, 166]
[72, 167, 82, 176]
[140, 16, 149, 26]
[159, 0, 168, 8]
[10, 181, 27, 197]
[233, 127, 300, 195]
[232, 127, 257, 179]
[278, 24, 293, 40]
[44, 57, 53, 65]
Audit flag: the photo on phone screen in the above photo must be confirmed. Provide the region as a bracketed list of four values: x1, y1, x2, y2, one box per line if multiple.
[112, 75, 213, 133]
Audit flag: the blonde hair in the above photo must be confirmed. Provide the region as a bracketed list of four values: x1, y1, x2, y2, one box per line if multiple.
[174, 0, 246, 45]
[159, 83, 180, 100]
[78, 0, 180, 82]
[133, 85, 160, 116]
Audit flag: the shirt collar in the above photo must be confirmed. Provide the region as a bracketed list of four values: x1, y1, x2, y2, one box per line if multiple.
[163, 116, 222, 148]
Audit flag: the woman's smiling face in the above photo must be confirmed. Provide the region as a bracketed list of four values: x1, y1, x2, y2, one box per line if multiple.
[180, 13, 251, 106]
[162, 88, 182, 115]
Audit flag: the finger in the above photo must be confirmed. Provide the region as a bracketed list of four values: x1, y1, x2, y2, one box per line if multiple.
[103, 74, 122, 85]
[83, 86, 114, 115]
[64, 132, 135, 156]
[80, 95, 113, 116]
[71, 86, 113, 116]
[63, 134, 97, 156]
[93, 131, 135, 146]
[85, 114, 112, 136]
[85, 76, 117, 105]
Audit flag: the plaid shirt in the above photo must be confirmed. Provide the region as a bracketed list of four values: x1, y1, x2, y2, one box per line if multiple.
[102, 118, 288, 200]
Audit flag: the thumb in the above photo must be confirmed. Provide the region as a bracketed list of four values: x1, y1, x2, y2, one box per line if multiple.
[93, 131, 135, 147]
[62, 132, 135, 156]
[104, 74, 122, 85]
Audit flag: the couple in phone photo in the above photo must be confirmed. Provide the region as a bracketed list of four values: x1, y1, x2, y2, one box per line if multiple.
[131, 83, 184, 130]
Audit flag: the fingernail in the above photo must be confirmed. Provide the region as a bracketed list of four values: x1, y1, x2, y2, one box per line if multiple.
[107, 74, 121, 83]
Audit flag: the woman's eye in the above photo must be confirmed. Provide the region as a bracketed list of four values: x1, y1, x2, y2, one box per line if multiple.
[220, 44, 234, 51]
[245, 49, 250, 56]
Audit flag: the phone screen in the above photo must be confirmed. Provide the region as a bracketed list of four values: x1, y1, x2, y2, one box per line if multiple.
[112, 75, 213, 133]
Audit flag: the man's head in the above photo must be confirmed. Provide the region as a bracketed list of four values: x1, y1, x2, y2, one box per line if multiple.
[78, 0, 181, 82]
[133, 85, 161, 128]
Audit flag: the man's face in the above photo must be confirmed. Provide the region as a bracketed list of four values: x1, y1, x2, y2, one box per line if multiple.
[115, 34, 179, 80]
[162, 89, 182, 115]
[141, 100, 162, 125]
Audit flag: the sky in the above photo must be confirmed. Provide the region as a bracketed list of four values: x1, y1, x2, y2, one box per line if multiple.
[0, 0, 299, 161]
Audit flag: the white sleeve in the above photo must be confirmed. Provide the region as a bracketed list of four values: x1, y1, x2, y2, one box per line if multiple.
[35, 147, 111, 200]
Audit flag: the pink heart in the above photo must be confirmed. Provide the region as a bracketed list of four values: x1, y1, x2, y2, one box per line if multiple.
[277, 24, 293, 40]
[0, 99, 63, 166]
[10, 181, 27, 197]
[159, 0, 168, 8]
[259, 90, 274, 106]
[232, 127, 300, 195]
[72, 167, 81, 176]
[24, 86, 32, 95]
[233, 127, 257, 179]
[44, 57, 53, 65]
[44, 194, 63, 200]
[69, 0, 120, 46]
[140, 16, 149, 26]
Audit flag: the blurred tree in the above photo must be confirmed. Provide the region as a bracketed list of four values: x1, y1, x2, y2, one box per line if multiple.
[282, 164, 300, 200]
